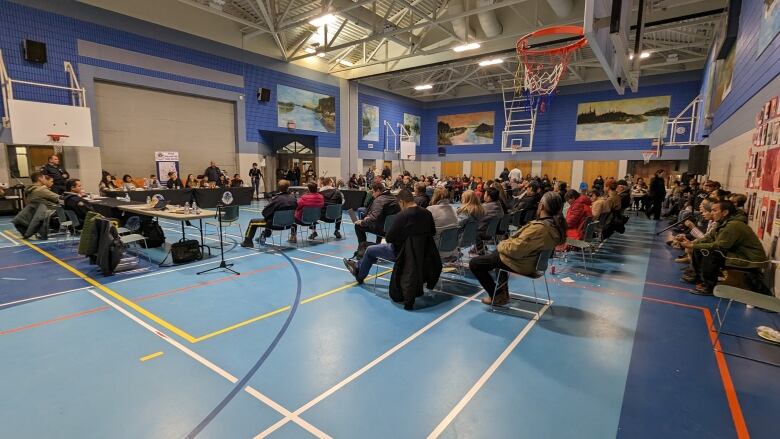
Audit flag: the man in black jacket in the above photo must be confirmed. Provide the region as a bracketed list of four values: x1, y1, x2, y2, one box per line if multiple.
[166, 171, 184, 189]
[62, 179, 94, 224]
[40, 154, 69, 194]
[241, 179, 297, 247]
[354, 181, 400, 245]
[344, 189, 436, 285]
[204, 161, 222, 183]
[647, 169, 666, 220]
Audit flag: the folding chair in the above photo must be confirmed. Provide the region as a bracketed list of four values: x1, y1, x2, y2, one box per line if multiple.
[119, 227, 153, 268]
[374, 214, 397, 243]
[459, 220, 478, 264]
[480, 216, 501, 254]
[295, 206, 324, 245]
[206, 205, 242, 239]
[496, 214, 512, 242]
[565, 219, 599, 275]
[490, 248, 554, 319]
[436, 227, 462, 283]
[321, 203, 345, 241]
[63, 210, 82, 250]
[267, 209, 295, 246]
[55, 207, 75, 247]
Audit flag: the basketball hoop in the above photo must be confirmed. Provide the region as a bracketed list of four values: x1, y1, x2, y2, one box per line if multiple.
[642, 151, 655, 165]
[47, 134, 69, 154]
[516, 25, 587, 106]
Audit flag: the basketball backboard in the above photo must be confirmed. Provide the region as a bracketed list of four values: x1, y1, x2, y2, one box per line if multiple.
[584, 0, 636, 95]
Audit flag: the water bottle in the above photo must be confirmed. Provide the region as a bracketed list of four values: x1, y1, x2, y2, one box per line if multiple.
[193, 201, 199, 214]
[184, 202, 190, 214]
[143, 178, 148, 189]
[146, 196, 151, 204]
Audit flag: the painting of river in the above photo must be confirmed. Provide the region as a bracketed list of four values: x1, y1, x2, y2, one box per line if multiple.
[362, 104, 379, 141]
[437, 111, 495, 146]
[575, 96, 670, 141]
[404, 113, 421, 145]
[277, 85, 336, 133]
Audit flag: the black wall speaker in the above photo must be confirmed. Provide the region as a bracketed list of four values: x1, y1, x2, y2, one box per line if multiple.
[437, 147, 446, 157]
[688, 145, 710, 175]
[258, 87, 271, 102]
[23, 40, 47, 63]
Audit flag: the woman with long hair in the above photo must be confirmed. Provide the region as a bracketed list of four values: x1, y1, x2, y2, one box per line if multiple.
[457, 190, 485, 227]
[469, 191, 567, 306]
[98, 174, 118, 195]
[185, 174, 197, 188]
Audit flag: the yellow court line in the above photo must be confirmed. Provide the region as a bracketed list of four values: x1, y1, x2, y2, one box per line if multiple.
[140, 351, 164, 362]
[14, 230, 393, 343]
[10, 232, 199, 343]
[193, 269, 393, 342]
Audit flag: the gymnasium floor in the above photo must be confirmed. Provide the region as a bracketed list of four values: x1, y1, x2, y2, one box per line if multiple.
[1, 204, 778, 439]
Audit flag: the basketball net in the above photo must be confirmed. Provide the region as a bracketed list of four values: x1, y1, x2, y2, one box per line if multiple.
[515, 25, 587, 111]
[47, 134, 68, 154]
[642, 151, 655, 164]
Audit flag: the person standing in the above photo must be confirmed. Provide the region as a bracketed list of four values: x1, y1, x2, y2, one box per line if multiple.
[249, 162, 263, 199]
[366, 167, 375, 185]
[40, 154, 69, 194]
[647, 169, 666, 220]
[499, 167, 510, 182]
[204, 161, 222, 183]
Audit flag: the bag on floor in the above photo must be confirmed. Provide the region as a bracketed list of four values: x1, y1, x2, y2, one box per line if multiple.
[171, 239, 202, 264]
[140, 221, 166, 248]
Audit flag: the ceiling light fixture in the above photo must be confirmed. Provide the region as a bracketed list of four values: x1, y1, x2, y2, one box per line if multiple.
[629, 51, 651, 60]
[338, 59, 353, 66]
[309, 14, 337, 27]
[305, 47, 316, 54]
[453, 42, 481, 52]
[414, 84, 433, 91]
[479, 58, 503, 67]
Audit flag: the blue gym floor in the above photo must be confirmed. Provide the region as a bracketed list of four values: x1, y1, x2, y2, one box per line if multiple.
[1, 204, 778, 438]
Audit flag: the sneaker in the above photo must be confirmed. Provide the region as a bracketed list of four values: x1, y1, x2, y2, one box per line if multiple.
[241, 239, 254, 248]
[675, 256, 690, 264]
[481, 291, 509, 306]
[680, 274, 698, 284]
[343, 258, 363, 284]
[287, 235, 297, 244]
[334, 231, 342, 239]
[688, 284, 713, 296]
[308, 231, 318, 240]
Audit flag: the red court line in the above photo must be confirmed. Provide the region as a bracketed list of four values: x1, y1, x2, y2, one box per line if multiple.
[553, 278, 749, 438]
[0, 253, 322, 336]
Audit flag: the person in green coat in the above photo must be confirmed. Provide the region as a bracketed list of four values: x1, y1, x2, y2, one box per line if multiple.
[680, 200, 768, 295]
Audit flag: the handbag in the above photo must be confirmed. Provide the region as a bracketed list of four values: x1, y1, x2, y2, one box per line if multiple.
[171, 239, 202, 263]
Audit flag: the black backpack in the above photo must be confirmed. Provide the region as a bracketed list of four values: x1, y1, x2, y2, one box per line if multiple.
[139, 221, 166, 248]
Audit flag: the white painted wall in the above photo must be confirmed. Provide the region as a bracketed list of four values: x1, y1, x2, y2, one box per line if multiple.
[571, 160, 584, 188]
[318, 156, 342, 181]
[531, 160, 542, 177]
[420, 161, 442, 178]
[463, 161, 471, 176]
[618, 160, 628, 179]
[709, 131, 751, 192]
[495, 160, 504, 179]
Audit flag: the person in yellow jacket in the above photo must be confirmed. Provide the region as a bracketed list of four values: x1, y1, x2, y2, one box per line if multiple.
[469, 191, 567, 305]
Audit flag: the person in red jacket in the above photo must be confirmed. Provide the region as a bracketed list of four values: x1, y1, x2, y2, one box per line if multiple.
[289, 182, 325, 243]
[564, 189, 593, 240]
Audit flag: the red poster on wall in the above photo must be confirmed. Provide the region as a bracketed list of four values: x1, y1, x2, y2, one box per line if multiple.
[759, 197, 769, 240]
[769, 200, 777, 236]
[762, 148, 779, 191]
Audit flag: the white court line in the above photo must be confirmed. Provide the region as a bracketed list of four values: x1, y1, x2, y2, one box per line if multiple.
[254, 291, 481, 438]
[427, 302, 550, 438]
[1, 231, 20, 246]
[87, 288, 332, 438]
[0, 286, 90, 308]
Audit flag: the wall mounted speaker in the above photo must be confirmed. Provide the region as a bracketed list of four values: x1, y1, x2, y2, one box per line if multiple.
[258, 87, 271, 102]
[688, 145, 709, 175]
[437, 147, 446, 157]
[23, 40, 47, 63]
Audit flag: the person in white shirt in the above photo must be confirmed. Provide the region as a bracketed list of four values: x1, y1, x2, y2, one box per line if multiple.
[508, 167, 522, 182]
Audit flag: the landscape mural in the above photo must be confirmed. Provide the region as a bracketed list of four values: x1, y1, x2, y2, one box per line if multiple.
[758, 0, 780, 57]
[362, 104, 379, 141]
[437, 111, 495, 145]
[403, 113, 421, 145]
[277, 85, 336, 133]
[575, 96, 671, 141]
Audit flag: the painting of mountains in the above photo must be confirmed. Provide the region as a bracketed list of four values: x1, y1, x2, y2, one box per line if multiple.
[277, 85, 336, 133]
[362, 104, 379, 141]
[403, 113, 421, 145]
[437, 111, 495, 145]
[575, 96, 671, 141]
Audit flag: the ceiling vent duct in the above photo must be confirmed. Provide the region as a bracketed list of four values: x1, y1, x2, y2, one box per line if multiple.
[546, 0, 574, 17]
[477, 0, 503, 38]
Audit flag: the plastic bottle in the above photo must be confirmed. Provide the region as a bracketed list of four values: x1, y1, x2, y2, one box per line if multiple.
[146, 196, 151, 204]
[193, 201, 199, 214]
[184, 202, 190, 214]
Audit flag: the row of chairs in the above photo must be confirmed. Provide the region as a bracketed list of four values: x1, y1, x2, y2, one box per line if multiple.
[261, 203, 345, 246]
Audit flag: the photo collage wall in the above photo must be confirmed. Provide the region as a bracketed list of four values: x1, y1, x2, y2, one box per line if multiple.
[745, 94, 780, 253]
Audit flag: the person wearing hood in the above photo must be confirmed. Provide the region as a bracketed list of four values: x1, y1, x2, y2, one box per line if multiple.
[564, 189, 592, 240]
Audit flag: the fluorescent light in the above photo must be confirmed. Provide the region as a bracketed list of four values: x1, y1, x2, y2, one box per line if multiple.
[479, 58, 503, 67]
[305, 47, 316, 54]
[414, 84, 433, 91]
[338, 59, 353, 66]
[453, 42, 480, 52]
[317, 52, 326, 58]
[309, 14, 337, 27]
[630, 51, 651, 60]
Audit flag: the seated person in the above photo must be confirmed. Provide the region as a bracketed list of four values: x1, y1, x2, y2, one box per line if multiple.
[148, 174, 162, 189]
[241, 179, 297, 247]
[166, 171, 184, 189]
[185, 174, 198, 188]
[121, 174, 137, 191]
[62, 179, 94, 224]
[469, 192, 567, 305]
[414, 182, 430, 208]
[476, 187, 504, 251]
[230, 174, 244, 187]
[316, 177, 344, 239]
[289, 182, 325, 244]
[217, 174, 229, 187]
[564, 189, 592, 240]
[680, 200, 768, 296]
[589, 189, 607, 220]
[343, 189, 436, 291]
[14, 172, 61, 239]
[457, 189, 484, 227]
[354, 181, 400, 245]
[427, 187, 459, 259]
[98, 174, 118, 195]
[514, 181, 540, 211]
[616, 180, 631, 211]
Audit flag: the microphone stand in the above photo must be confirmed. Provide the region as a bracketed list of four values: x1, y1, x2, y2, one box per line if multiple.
[197, 202, 239, 275]
[655, 212, 694, 235]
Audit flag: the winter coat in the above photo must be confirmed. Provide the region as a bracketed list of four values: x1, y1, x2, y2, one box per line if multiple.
[12, 203, 53, 239]
[79, 211, 104, 257]
[261, 191, 297, 223]
[648, 176, 666, 198]
[95, 218, 125, 275]
[565, 195, 593, 240]
[693, 214, 767, 268]
[25, 184, 60, 210]
[40, 163, 69, 194]
[362, 190, 400, 233]
[497, 218, 562, 275]
[479, 201, 504, 233]
[295, 192, 325, 222]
